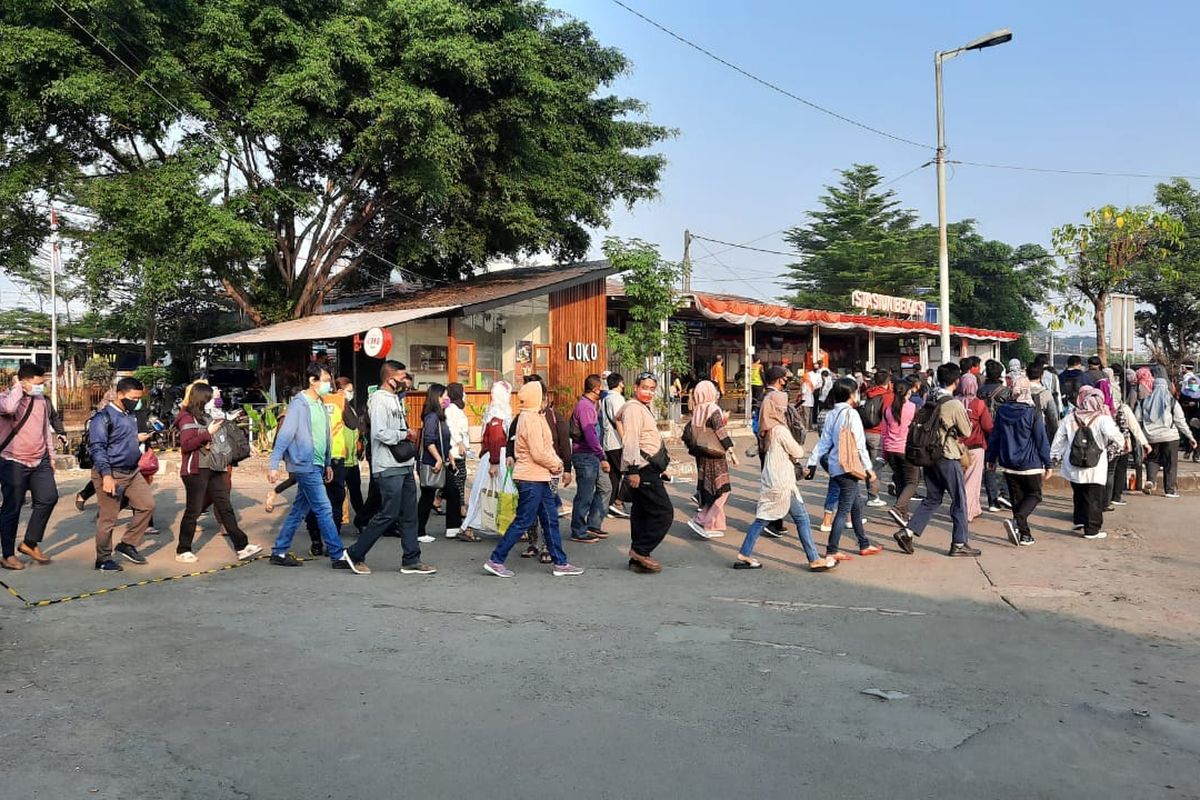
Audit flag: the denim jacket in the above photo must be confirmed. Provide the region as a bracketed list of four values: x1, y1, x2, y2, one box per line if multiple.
[270, 394, 331, 474]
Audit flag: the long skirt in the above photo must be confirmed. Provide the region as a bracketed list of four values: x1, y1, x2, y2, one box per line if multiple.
[965, 447, 986, 522]
[461, 447, 506, 533]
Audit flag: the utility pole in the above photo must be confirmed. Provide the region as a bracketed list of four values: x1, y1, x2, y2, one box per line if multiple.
[681, 229, 692, 293]
[49, 206, 60, 410]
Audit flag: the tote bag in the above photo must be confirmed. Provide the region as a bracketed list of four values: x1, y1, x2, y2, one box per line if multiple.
[836, 410, 867, 480]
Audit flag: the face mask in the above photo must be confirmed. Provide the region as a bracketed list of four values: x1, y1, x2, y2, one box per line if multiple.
[28, 384, 45, 396]
[135, 399, 144, 411]
[440, 396, 451, 409]
[122, 398, 140, 413]
[317, 381, 332, 396]
[635, 386, 655, 404]
[344, 390, 354, 401]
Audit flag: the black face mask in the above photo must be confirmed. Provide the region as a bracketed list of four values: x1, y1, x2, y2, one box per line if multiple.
[122, 398, 140, 413]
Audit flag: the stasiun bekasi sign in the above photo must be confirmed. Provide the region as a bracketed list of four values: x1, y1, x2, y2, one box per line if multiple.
[850, 290, 926, 319]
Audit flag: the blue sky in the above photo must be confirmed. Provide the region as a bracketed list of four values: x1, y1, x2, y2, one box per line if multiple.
[555, 0, 1200, 327]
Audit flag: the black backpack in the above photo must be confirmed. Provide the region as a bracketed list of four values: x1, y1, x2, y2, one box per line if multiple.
[1068, 422, 1103, 468]
[857, 394, 884, 429]
[905, 396, 951, 468]
[978, 383, 1011, 416]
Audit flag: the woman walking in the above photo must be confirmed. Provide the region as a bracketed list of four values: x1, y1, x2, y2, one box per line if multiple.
[335, 377, 365, 521]
[1138, 376, 1197, 497]
[444, 382, 472, 535]
[736, 391, 836, 571]
[1108, 383, 1149, 507]
[957, 373, 993, 523]
[1051, 387, 1124, 539]
[882, 377, 920, 527]
[686, 380, 737, 539]
[461, 382, 513, 538]
[416, 384, 459, 543]
[175, 383, 262, 563]
[810, 377, 881, 561]
[986, 375, 1052, 547]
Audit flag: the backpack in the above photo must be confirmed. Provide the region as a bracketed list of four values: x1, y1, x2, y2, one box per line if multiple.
[905, 396, 951, 468]
[978, 383, 1011, 416]
[77, 411, 99, 470]
[857, 394, 884, 429]
[1068, 422, 1103, 468]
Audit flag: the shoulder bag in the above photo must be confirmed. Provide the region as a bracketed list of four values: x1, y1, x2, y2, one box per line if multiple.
[419, 420, 447, 489]
[836, 409, 868, 480]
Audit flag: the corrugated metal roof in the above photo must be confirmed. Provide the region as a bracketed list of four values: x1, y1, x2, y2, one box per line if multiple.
[197, 306, 459, 346]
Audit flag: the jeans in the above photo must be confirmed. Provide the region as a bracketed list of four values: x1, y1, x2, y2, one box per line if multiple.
[983, 467, 1005, 507]
[1145, 441, 1180, 494]
[348, 467, 420, 566]
[490, 480, 567, 566]
[740, 493, 819, 562]
[826, 473, 869, 554]
[907, 458, 969, 545]
[272, 468, 345, 560]
[1003, 472, 1043, 536]
[570, 454, 610, 537]
[180, 468, 249, 553]
[1071, 482, 1105, 536]
[822, 479, 841, 514]
[306, 459, 346, 541]
[0, 456, 57, 557]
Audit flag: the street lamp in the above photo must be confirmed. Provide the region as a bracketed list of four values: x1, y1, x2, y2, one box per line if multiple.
[935, 28, 1011, 364]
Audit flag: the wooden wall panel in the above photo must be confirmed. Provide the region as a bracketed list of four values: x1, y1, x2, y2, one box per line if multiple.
[549, 278, 607, 412]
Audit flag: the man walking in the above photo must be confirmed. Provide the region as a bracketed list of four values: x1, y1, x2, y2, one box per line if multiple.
[620, 372, 673, 574]
[568, 374, 610, 545]
[344, 360, 435, 575]
[267, 363, 362, 573]
[90, 377, 155, 571]
[893, 363, 980, 558]
[710, 355, 726, 393]
[601, 372, 629, 518]
[304, 377, 348, 555]
[0, 363, 61, 569]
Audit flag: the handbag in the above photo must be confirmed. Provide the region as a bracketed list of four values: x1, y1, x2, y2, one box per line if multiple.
[138, 448, 160, 477]
[683, 418, 726, 458]
[836, 409, 867, 480]
[419, 420, 447, 488]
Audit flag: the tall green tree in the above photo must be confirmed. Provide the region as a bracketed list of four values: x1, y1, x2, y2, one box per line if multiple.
[1128, 179, 1200, 367]
[1051, 205, 1182, 364]
[605, 238, 687, 381]
[0, 0, 670, 323]
[783, 164, 931, 311]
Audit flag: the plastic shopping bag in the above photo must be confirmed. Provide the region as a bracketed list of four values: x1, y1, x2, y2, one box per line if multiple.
[495, 467, 519, 534]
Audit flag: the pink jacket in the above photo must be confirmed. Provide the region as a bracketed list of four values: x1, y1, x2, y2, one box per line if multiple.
[880, 400, 916, 455]
[0, 385, 56, 467]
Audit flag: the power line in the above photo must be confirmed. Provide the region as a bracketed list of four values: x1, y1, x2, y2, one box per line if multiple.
[607, 0, 932, 151]
[883, 160, 934, 186]
[693, 240, 774, 302]
[691, 235, 793, 257]
[951, 160, 1200, 182]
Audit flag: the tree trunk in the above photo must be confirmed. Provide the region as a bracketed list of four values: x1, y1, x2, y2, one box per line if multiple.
[145, 313, 158, 365]
[1093, 294, 1108, 365]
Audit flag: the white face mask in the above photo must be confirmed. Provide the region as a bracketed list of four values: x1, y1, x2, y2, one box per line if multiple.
[28, 384, 45, 396]
[344, 390, 354, 400]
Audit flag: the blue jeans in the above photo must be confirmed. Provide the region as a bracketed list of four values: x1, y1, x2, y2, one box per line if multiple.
[570, 454, 610, 538]
[740, 493, 819, 562]
[823, 479, 841, 513]
[273, 468, 346, 560]
[827, 473, 869, 554]
[491, 480, 568, 566]
[907, 458, 969, 544]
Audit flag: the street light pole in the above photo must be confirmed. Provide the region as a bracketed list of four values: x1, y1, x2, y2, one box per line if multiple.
[49, 206, 60, 411]
[934, 28, 1012, 366]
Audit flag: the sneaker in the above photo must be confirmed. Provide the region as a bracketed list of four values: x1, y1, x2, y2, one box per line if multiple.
[115, 543, 147, 565]
[819, 510, 833, 532]
[400, 562, 437, 575]
[1142, 481, 1155, 495]
[892, 530, 915, 554]
[997, 496, 1013, 509]
[1003, 519, 1019, 546]
[859, 544, 883, 556]
[310, 542, 325, 557]
[887, 508, 910, 527]
[445, 528, 460, 539]
[552, 562, 584, 577]
[866, 497, 888, 508]
[74, 492, 86, 511]
[236, 544, 263, 561]
[270, 552, 303, 567]
[570, 532, 602, 544]
[608, 504, 630, 519]
[333, 553, 370, 575]
[1111, 499, 1127, 506]
[690, 492, 701, 508]
[417, 535, 436, 544]
[762, 526, 785, 539]
[587, 529, 609, 540]
[886, 481, 896, 497]
[1083, 530, 1108, 540]
[558, 504, 572, 518]
[1072, 524, 1085, 532]
[483, 560, 514, 578]
[1164, 492, 1181, 499]
[94, 558, 123, 571]
[175, 551, 198, 564]
[145, 526, 160, 535]
[987, 505, 1002, 513]
[1018, 533, 1035, 546]
[948, 543, 982, 557]
[687, 519, 713, 539]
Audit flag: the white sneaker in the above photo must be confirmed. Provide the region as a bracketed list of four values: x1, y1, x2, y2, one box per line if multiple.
[445, 528, 460, 539]
[687, 519, 712, 539]
[1164, 492, 1181, 499]
[866, 497, 887, 508]
[1083, 530, 1108, 540]
[417, 535, 436, 544]
[236, 544, 263, 561]
[558, 504, 572, 518]
[819, 523, 832, 533]
[175, 552, 198, 563]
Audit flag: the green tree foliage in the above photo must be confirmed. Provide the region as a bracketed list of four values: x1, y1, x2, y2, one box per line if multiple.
[1051, 205, 1182, 364]
[0, 0, 670, 323]
[1129, 179, 1200, 367]
[604, 238, 687, 380]
[783, 164, 931, 311]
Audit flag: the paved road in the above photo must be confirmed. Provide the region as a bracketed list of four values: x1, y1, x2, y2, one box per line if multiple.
[1, 460, 1197, 799]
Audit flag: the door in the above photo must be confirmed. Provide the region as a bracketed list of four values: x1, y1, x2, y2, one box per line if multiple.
[456, 342, 476, 388]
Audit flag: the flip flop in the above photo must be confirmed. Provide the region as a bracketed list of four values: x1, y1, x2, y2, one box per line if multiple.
[732, 559, 762, 570]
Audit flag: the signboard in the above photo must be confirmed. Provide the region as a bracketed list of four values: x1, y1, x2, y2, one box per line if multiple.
[1109, 293, 1137, 356]
[566, 341, 600, 362]
[362, 327, 392, 358]
[851, 290, 926, 319]
[684, 320, 706, 338]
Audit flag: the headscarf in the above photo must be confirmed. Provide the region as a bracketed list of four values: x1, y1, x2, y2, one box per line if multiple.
[446, 382, 466, 410]
[1007, 358, 1022, 378]
[483, 381, 513, 426]
[1143, 378, 1174, 428]
[1136, 367, 1154, 400]
[958, 373, 979, 402]
[1074, 386, 1107, 427]
[691, 379, 720, 427]
[758, 388, 788, 440]
[1097, 379, 1115, 415]
[1008, 374, 1033, 406]
[1181, 370, 1200, 400]
[1152, 364, 1169, 380]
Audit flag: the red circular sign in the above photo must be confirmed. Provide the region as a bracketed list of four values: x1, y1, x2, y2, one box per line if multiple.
[362, 327, 392, 358]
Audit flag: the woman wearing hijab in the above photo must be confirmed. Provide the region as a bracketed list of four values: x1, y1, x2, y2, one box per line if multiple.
[1051, 387, 1124, 539]
[986, 376, 1052, 546]
[956, 374, 994, 522]
[1107, 380, 1150, 508]
[460, 381, 512, 539]
[685, 380, 738, 539]
[1137, 377, 1197, 497]
[736, 391, 836, 571]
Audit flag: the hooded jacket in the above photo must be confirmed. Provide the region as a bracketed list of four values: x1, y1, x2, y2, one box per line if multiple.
[986, 403, 1051, 472]
[512, 382, 562, 482]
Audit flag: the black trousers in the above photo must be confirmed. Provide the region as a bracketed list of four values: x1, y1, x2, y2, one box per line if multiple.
[1003, 472, 1043, 536]
[1071, 482, 1105, 536]
[348, 468, 421, 567]
[306, 460, 346, 541]
[886, 452, 921, 515]
[0, 456, 57, 558]
[179, 468, 248, 553]
[605, 449, 624, 506]
[629, 467, 673, 557]
[344, 463, 364, 515]
[417, 466, 462, 537]
[1106, 453, 1128, 502]
[1145, 441, 1180, 494]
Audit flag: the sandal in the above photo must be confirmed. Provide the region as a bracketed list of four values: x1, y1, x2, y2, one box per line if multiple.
[539, 551, 553, 565]
[520, 544, 539, 559]
[732, 558, 762, 570]
[457, 528, 482, 542]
